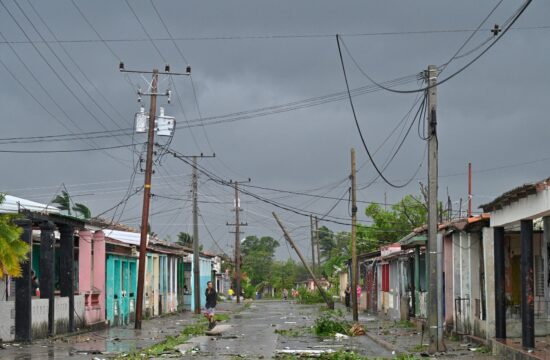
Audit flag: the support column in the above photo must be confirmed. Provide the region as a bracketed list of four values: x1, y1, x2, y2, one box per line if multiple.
[494, 226, 506, 339]
[59, 224, 75, 332]
[14, 219, 32, 342]
[414, 246, 420, 317]
[39, 221, 55, 336]
[520, 220, 534, 349]
[93, 231, 106, 322]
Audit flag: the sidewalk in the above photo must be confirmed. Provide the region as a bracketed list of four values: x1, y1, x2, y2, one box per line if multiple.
[338, 305, 496, 359]
[0, 302, 238, 360]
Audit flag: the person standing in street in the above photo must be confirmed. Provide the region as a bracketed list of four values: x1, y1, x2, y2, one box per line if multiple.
[204, 281, 217, 330]
[344, 285, 351, 312]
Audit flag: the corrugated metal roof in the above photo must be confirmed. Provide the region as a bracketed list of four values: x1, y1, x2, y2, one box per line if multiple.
[0, 194, 60, 214]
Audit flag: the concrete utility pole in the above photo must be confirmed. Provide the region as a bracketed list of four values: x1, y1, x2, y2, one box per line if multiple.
[272, 212, 334, 309]
[426, 65, 446, 353]
[227, 180, 248, 303]
[350, 148, 359, 322]
[310, 215, 316, 272]
[120, 63, 189, 330]
[315, 216, 321, 275]
[192, 156, 200, 314]
[467, 162, 472, 218]
[135, 69, 158, 330]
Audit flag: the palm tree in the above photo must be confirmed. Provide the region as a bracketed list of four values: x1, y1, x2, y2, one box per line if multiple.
[0, 194, 29, 277]
[52, 190, 91, 219]
[72, 203, 91, 219]
[52, 190, 71, 215]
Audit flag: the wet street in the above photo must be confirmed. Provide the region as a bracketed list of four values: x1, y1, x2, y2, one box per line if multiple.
[177, 300, 390, 359]
[0, 300, 498, 359]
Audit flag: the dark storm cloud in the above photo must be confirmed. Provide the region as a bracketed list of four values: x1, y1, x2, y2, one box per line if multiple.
[0, 0, 548, 257]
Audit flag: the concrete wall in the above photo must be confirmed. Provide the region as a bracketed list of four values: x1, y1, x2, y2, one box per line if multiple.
[443, 235, 454, 328]
[483, 227, 496, 340]
[0, 301, 14, 341]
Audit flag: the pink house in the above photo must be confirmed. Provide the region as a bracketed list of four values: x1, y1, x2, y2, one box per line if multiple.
[78, 229, 106, 326]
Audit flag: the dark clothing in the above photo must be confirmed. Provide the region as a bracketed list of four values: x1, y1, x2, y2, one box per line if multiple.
[344, 289, 351, 308]
[205, 288, 217, 308]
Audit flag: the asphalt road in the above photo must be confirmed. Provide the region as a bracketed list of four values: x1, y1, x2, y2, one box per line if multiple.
[178, 300, 391, 359]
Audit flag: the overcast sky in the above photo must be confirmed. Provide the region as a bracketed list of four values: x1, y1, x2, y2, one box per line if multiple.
[0, 0, 548, 259]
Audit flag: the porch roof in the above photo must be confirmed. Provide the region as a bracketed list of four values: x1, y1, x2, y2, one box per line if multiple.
[480, 177, 550, 227]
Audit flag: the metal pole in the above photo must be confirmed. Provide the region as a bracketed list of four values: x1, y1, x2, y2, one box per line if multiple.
[426, 65, 445, 352]
[350, 148, 359, 322]
[135, 69, 158, 329]
[192, 156, 201, 314]
[273, 212, 334, 309]
[235, 182, 241, 304]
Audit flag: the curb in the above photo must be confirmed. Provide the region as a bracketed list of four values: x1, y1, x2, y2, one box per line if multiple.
[364, 330, 404, 354]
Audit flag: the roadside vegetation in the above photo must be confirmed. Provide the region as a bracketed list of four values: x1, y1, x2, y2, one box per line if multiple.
[114, 313, 229, 359]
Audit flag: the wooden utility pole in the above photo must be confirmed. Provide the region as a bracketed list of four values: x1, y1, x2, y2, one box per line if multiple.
[272, 212, 333, 309]
[426, 65, 445, 353]
[315, 216, 321, 275]
[350, 148, 359, 322]
[135, 69, 158, 330]
[120, 63, 189, 329]
[310, 215, 316, 272]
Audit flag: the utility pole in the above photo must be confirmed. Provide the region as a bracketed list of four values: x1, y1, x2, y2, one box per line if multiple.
[192, 156, 200, 313]
[273, 212, 333, 309]
[227, 180, 249, 303]
[188, 154, 214, 313]
[120, 63, 189, 330]
[426, 65, 445, 353]
[467, 162, 472, 218]
[310, 215, 316, 272]
[350, 148, 359, 322]
[135, 69, 157, 330]
[315, 216, 321, 275]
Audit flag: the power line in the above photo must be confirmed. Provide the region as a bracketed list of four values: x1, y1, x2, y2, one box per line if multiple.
[0, 25, 548, 44]
[338, 0, 533, 94]
[0, 143, 142, 154]
[336, 34, 422, 189]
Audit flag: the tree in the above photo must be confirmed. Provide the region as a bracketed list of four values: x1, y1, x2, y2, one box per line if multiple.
[72, 203, 91, 219]
[52, 191, 71, 215]
[318, 226, 335, 261]
[241, 235, 279, 257]
[51, 190, 91, 219]
[177, 232, 193, 247]
[353, 194, 431, 255]
[0, 195, 29, 277]
[241, 235, 280, 286]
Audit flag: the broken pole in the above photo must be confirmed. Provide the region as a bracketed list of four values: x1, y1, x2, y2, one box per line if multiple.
[272, 212, 334, 309]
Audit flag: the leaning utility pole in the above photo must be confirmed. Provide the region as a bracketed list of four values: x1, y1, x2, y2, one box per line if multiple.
[315, 216, 321, 275]
[135, 69, 157, 330]
[350, 148, 359, 322]
[273, 212, 334, 309]
[227, 180, 248, 303]
[120, 63, 188, 329]
[426, 65, 445, 353]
